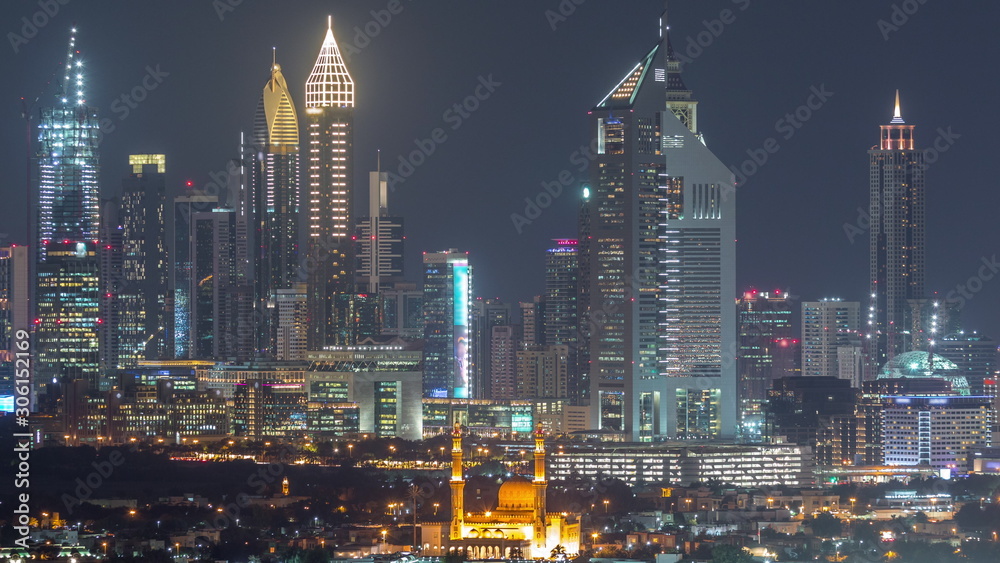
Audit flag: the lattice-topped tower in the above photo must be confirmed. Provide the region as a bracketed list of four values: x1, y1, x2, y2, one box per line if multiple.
[304, 17, 357, 348]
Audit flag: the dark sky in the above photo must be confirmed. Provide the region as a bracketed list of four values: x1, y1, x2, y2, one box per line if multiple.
[3, 1, 1000, 338]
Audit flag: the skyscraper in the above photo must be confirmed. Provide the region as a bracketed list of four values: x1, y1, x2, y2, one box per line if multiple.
[35, 27, 103, 393]
[471, 298, 510, 399]
[304, 17, 355, 349]
[802, 299, 860, 378]
[584, 8, 736, 440]
[190, 208, 234, 359]
[172, 193, 218, 358]
[544, 240, 579, 398]
[356, 168, 404, 294]
[116, 155, 169, 364]
[736, 289, 794, 441]
[868, 91, 925, 369]
[422, 250, 472, 398]
[254, 53, 301, 356]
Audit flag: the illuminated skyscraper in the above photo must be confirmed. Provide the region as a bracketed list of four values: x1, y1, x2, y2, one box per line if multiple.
[422, 250, 472, 398]
[543, 240, 579, 397]
[173, 192, 218, 358]
[356, 168, 403, 294]
[115, 155, 169, 365]
[868, 91, 925, 370]
[35, 28, 103, 393]
[802, 299, 860, 378]
[304, 17, 355, 349]
[584, 8, 736, 440]
[253, 53, 301, 356]
[736, 289, 795, 441]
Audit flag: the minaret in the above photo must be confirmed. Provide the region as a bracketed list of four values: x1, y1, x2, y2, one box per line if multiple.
[532, 424, 547, 549]
[305, 16, 356, 348]
[868, 90, 924, 375]
[449, 423, 465, 540]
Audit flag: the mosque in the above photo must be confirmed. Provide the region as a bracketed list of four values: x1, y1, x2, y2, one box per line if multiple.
[424, 425, 580, 559]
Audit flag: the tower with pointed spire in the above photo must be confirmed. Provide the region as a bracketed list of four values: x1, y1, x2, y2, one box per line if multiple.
[34, 26, 104, 394]
[252, 52, 302, 357]
[583, 3, 736, 440]
[304, 17, 357, 348]
[868, 90, 925, 372]
[449, 423, 465, 541]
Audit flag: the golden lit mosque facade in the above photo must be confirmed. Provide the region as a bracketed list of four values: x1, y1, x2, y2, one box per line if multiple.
[439, 425, 580, 559]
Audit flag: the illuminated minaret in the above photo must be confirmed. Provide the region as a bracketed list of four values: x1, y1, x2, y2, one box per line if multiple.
[253, 51, 301, 356]
[532, 424, 547, 549]
[449, 424, 465, 540]
[304, 16, 356, 348]
[35, 27, 103, 393]
[868, 90, 925, 373]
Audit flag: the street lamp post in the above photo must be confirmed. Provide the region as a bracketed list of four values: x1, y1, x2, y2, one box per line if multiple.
[603, 500, 609, 513]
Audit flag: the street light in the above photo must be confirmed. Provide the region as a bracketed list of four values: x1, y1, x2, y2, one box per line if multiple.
[433, 503, 440, 516]
[603, 500, 609, 513]
[850, 498, 856, 513]
[348, 444, 354, 458]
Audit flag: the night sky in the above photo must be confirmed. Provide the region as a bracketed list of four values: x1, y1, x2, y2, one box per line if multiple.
[3, 1, 999, 338]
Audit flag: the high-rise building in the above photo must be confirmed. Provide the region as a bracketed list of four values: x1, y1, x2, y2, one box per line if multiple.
[304, 18, 355, 349]
[115, 155, 169, 364]
[736, 289, 794, 441]
[516, 345, 570, 400]
[584, 8, 736, 440]
[882, 395, 992, 471]
[0, 246, 30, 356]
[276, 283, 308, 361]
[253, 54, 301, 356]
[422, 250, 472, 398]
[98, 201, 123, 374]
[868, 91, 925, 369]
[172, 193, 218, 358]
[380, 282, 423, 339]
[190, 209, 234, 359]
[35, 28, 103, 393]
[544, 240, 579, 399]
[489, 325, 518, 400]
[519, 297, 544, 347]
[802, 299, 860, 378]
[937, 332, 998, 394]
[356, 168, 404, 294]
[471, 298, 510, 399]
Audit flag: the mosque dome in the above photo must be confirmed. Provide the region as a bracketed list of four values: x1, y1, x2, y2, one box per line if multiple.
[878, 351, 970, 395]
[497, 476, 535, 511]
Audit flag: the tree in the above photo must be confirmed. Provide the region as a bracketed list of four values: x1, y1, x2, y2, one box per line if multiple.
[550, 544, 567, 560]
[710, 544, 754, 563]
[811, 512, 843, 538]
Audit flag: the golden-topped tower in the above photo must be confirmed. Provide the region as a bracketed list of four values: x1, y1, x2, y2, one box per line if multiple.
[449, 423, 465, 540]
[532, 423, 547, 550]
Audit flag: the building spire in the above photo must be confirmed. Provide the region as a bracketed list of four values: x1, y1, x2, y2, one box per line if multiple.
[305, 16, 355, 108]
[62, 26, 84, 105]
[891, 89, 905, 124]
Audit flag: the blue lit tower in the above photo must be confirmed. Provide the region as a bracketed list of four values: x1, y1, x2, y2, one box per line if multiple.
[35, 27, 103, 393]
[584, 7, 736, 440]
[422, 250, 472, 398]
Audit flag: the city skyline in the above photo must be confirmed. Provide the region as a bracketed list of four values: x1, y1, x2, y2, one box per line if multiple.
[3, 1, 999, 337]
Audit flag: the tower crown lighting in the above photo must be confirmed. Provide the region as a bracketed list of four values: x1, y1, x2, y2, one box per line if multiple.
[306, 16, 355, 108]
